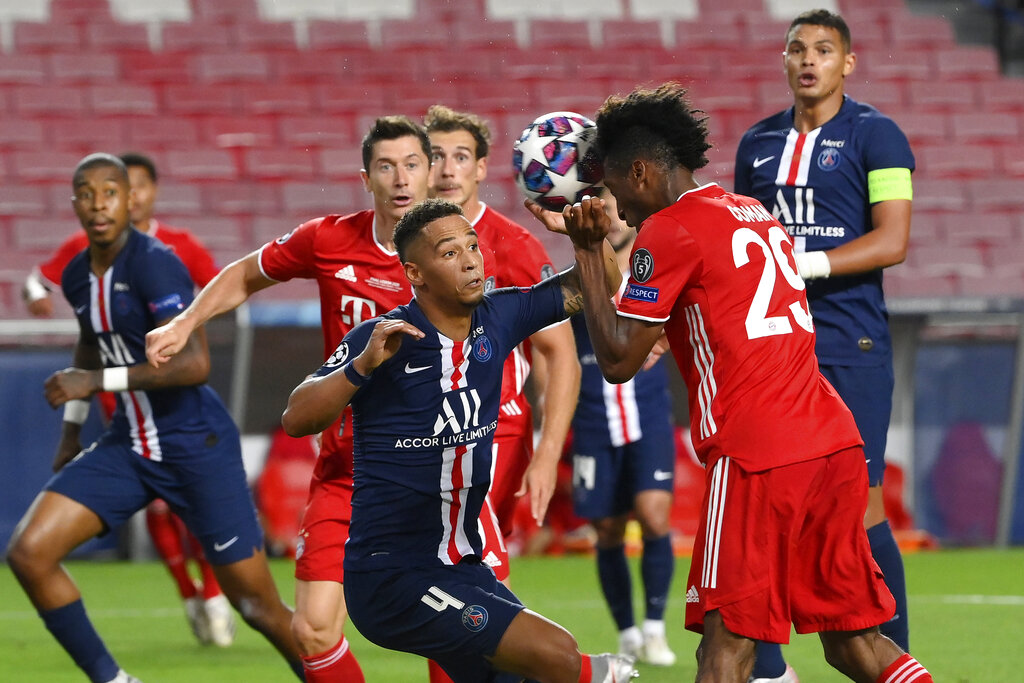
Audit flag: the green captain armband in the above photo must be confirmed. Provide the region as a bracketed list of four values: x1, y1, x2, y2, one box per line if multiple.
[867, 167, 913, 203]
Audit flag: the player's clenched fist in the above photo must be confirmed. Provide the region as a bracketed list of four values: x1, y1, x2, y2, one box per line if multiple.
[145, 319, 192, 367]
[44, 368, 99, 407]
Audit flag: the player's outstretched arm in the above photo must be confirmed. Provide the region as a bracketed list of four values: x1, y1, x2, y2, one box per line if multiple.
[48, 334, 101, 471]
[282, 319, 425, 437]
[552, 197, 664, 383]
[146, 251, 274, 367]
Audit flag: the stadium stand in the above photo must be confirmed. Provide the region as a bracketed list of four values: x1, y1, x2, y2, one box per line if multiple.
[0, 0, 1021, 315]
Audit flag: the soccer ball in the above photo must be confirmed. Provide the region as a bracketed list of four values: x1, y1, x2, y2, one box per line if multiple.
[512, 111, 603, 212]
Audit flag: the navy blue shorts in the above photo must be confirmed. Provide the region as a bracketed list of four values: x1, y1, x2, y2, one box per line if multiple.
[345, 559, 525, 683]
[819, 362, 893, 486]
[46, 420, 263, 565]
[571, 424, 675, 520]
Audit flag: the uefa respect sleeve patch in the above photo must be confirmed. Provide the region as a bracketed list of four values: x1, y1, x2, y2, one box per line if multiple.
[148, 293, 185, 317]
[623, 283, 659, 303]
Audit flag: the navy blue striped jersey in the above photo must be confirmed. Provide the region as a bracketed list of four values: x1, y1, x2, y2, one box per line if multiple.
[734, 96, 915, 366]
[314, 278, 566, 572]
[62, 229, 234, 461]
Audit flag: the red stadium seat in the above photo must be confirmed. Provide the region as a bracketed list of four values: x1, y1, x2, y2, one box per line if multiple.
[951, 113, 1020, 142]
[164, 216, 247, 249]
[889, 111, 951, 146]
[281, 181, 359, 216]
[883, 269, 957, 299]
[120, 53, 191, 85]
[0, 119, 45, 149]
[271, 52, 368, 83]
[9, 151, 84, 183]
[252, 216, 305, 245]
[957, 271, 1024, 298]
[234, 21, 300, 52]
[200, 116, 278, 148]
[87, 84, 159, 116]
[859, 50, 932, 82]
[642, 48, 717, 86]
[969, 179, 1024, 212]
[153, 183, 203, 216]
[601, 19, 664, 48]
[84, 20, 152, 52]
[906, 211, 944, 245]
[529, 20, 594, 49]
[997, 144, 1024, 177]
[846, 80, 906, 109]
[685, 81, 757, 115]
[190, 0, 260, 21]
[165, 149, 240, 181]
[200, 180, 283, 218]
[906, 244, 985, 278]
[567, 48, 648, 82]
[48, 118, 128, 150]
[194, 53, 272, 84]
[13, 21, 82, 53]
[907, 80, 977, 113]
[280, 116, 358, 150]
[318, 149, 364, 180]
[127, 118, 201, 149]
[306, 21, 373, 52]
[245, 149, 317, 181]
[379, 18, 455, 49]
[239, 84, 314, 116]
[12, 217, 83, 251]
[911, 178, 968, 212]
[447, 17, 517, 48]
[164, 85, 240, 116]
[0, 55, 46, 85]
[675, 17, 743, 48]
[11, 85, 87, 116]
[315, 83, 389, 115]
[977, 78, 1024, 112]
[938, 212, 1017, 247]
[161, 22, 238, 53]
[988, 245, 1024, 276]
[48, 0, 113, 23]
[893, 12, 955, 48]
[935, 46, 1001, 80]
[914, 143, 996, 180]
[0, 185, 48, 216]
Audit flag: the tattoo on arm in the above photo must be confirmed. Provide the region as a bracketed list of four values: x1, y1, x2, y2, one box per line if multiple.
[558, 271, 584, 316]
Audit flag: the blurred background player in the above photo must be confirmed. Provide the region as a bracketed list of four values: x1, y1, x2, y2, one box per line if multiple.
[546, 82, 932, 683]
[281, 197, 635, 683]
[6, 154, 304, 683]
[734, 10, 915, 679]
[569, 192, 676, 667]
[21, 151, 233, 648]
[426, 104, 580, 683]
[426, 104, 580, 540]
[146, 116, 504, 683]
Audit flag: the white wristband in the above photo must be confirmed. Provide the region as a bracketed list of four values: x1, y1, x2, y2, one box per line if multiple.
[63, 399, 91, 425]
[23, 272, 50, 303]
[795, 250, 831, 280]
[102, 366, 130, 392]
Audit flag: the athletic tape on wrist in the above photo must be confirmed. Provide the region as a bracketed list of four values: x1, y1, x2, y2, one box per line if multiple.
[795, 251, 831, 280]
[102, 366, 129, 392]
[63, 399, 90, 425]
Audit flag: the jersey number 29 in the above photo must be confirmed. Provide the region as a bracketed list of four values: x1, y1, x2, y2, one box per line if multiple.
[732, 225, 814, 340]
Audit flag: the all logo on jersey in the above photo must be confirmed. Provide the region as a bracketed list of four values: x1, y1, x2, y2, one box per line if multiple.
[817, 147, 842, 172]
[334, 265, 357, 282]
[462, 605, 488, 632]
[631, 248, 655, 283]
[324, 342, 350, 368]
[472, 335, 492, 362]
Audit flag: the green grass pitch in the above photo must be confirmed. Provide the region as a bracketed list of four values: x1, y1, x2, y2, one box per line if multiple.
[2, 548, 1022, 681]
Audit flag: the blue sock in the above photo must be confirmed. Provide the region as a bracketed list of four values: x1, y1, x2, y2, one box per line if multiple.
[868, 519, 909, 651]
[596, 544, 634, 631]
[640, 534, 674, 621]
[750, 641, 787, 679]
[39, 600, 119, 683]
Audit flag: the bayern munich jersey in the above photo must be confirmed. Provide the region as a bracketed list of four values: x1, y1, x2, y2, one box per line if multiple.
[62, 229, 232, 461]
[734, 96, 915, 366]
[314, 279, 566, 571]
[616, 183, 862, 472]
[571, 299, 671, 448]
[41, 219, 218, 289]
[471, 204, 557, 434]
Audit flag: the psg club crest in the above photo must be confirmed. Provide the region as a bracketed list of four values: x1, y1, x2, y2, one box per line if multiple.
[817, 147, 842, 172]
[631, 248, 655, 283]
[462, 605, 488, 632]
[324, 342, 350, 368]
[473, 335, 493, 362]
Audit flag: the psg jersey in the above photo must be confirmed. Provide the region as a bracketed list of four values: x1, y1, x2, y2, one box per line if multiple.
[312, 279, 566, 571]
[734, 96, 915, 366]
[62, 229, 231, 461]
[616, 183, 862, 472]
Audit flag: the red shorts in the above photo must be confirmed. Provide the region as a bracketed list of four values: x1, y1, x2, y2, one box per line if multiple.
[479, 495, 510, 581]
[491, 404, 534, 538]
[684, 447, 895, 642]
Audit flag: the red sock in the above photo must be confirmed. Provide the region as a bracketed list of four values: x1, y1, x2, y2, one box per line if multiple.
[428, 659, 454, 683]
[577, 654, 592, 683]
[301, 636, 365, 683]
[146, 502, 197, 599]
[184, 528, 223, 599]
[877, 653, 933, 683]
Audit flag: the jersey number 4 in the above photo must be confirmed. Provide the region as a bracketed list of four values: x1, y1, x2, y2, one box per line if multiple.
[732, 225, 814, 340]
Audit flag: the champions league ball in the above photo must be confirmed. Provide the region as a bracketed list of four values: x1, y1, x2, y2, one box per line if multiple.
[513, 111, 604, 212]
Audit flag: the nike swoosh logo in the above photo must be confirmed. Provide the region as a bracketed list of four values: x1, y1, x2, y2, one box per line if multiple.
[653, 470, 673, 481]
[213, 536, 239, 552]
[404, 363, 431, 374]
[75, 305, 87, 315]
[752, 156, 775, 168]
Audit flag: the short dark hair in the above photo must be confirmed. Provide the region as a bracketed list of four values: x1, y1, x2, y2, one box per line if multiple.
[393, 198, 465, 263]
[119, 152, 158, 183]
[361, 116, 431, 170]
[787, 9, 852, 53]
[424, 105, 492, 159]
[594, 82, 711, 174]
[73, 153, 129, 185]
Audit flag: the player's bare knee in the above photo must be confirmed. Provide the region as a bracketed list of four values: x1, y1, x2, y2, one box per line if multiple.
[291, 611, 338, 653]
[5, 527, 51, 579]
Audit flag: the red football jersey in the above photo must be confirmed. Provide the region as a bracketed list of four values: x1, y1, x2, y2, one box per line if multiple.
[471, 204, 558, 435]
[38, 220, 218, 288]
[616, 184, 861, 472]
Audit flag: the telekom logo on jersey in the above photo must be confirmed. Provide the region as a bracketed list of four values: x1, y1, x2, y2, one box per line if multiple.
[340, 295, 377, 326]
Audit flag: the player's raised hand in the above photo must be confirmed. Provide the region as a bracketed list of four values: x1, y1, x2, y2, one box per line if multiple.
[524, 198, 569, 235]
[353, 319, 425, 375]
[562, 195, 610, 251]
[146, 319, 192, 368]
[44, 368, 100, 407]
